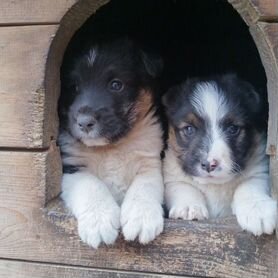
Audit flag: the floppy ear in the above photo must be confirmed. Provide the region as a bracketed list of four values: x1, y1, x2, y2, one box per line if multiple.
[162, 85, 181, 111]
[162, 87, 174, 108]
[141, 51, 164, 78]
[236, 77, 262, 114]
[221, 73, 262, 112]
[245, 84, 260, 109]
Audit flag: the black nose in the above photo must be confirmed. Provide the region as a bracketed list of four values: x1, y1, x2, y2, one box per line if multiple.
[77, 114, 96, 133]
[201, 159, 218, 173]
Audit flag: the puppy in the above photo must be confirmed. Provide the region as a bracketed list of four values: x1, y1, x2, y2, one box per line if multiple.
[58, 39, 164, 248]
[162, 74, 277, 235]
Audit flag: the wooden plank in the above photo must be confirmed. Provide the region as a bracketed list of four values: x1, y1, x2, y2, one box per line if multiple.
[228, 0, 278, 26]
[249, 0, 278, 21]
[0, 260, 185, 278]
[0, 144, 61, 209]
[0, 25, 58, 148]
[270, 158, 278, 241]
[0, 0, 114, 149]
[0, 0, 77, 25]
[0, 188, 277, 278]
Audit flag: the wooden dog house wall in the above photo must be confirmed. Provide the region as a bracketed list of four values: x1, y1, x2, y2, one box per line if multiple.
[0, 0, 278, 277]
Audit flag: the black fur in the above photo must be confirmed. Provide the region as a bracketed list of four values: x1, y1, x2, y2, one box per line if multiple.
[59, 39, 163, 145]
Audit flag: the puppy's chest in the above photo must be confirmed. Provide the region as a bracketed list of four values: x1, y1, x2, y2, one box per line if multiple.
[88, 151, 136, 186]
[194, 182, 238, 217]
[64, 144, 139, 202]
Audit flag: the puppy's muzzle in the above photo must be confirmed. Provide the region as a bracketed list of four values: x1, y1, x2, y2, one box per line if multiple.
[76, 106, 96, 133]
[201, 159, 219, 173]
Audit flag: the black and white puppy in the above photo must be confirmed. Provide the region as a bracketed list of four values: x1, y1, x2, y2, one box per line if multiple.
[163, 74, 277, 235]
[59, 39, 164, 248]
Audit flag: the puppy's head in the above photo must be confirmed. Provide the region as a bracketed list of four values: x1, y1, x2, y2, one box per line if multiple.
[163, 74, 266, 184]
[61, 39, 163, 146]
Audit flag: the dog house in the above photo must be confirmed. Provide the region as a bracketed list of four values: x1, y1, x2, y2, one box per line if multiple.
[0, 0, 278, 277]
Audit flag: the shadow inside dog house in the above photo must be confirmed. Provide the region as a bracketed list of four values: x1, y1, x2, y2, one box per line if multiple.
[0, 0, 278, 277]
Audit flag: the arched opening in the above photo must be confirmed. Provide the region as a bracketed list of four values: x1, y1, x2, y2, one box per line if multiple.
[46, 0, 273, 230]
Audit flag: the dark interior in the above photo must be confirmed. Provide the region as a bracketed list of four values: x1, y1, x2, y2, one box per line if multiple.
[61, 0, 267, 111]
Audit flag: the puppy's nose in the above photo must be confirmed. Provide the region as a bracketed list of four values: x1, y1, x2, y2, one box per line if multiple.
[77, 114, 96, 133]
[201, 159, 218, 173]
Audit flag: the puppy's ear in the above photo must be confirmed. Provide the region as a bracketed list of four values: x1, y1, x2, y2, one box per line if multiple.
[162, 85, 179, 108]
[244, 83, 261, 109]
[141, 51, 164, 78]
[228, 74, 262, 111]
[221, 73, 261, 110]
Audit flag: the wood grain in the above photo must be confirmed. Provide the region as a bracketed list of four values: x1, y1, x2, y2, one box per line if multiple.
[228, 0, 278, 25]
[249, 0, 278, 21]
[0, 25, 58, 148]
[0, 0, 77, 25]
[0, 144, 61, 208]
[0, 189, 277, 278]
[0, 0, 110, 149]
[0, 259, 185, 278]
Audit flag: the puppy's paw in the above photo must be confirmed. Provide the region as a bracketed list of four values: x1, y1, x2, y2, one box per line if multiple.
[121, 200, 164, 244]
[78, 203, 120, 248]
[234, 197, 277, 236]
[169, 203, 209, 220]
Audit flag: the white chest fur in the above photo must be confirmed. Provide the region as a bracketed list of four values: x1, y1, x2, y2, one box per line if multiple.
[60, 110, 163, 204]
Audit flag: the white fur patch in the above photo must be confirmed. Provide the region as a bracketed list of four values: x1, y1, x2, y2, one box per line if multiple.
[192, 82, 227, 122]
[62, 172, 120, 248]
[190, 82, 233, 183]
[87, 48, 98, 66]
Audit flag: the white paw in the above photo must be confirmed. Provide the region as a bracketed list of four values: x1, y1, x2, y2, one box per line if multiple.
[234, 197, 277, 236]
[169, 203, 209, 220]
[78, 203, 120, 248]
[121, 200, 164, 244]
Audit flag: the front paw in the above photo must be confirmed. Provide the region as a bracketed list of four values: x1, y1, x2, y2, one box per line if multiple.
[121, 200, 164, 244]
[233, 197, 277, 236]
[78, 203, 120, 248]
[169, 202, 209, 220]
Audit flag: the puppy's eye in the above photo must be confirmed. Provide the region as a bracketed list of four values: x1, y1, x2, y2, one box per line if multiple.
[109, 79, 124, 92]
[226, 125, 240, 136]
[182, 125, 196, 136]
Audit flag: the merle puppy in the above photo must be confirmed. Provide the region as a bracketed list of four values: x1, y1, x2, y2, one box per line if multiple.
[162, 74, 277, 235]
[59, 39, 164, 248]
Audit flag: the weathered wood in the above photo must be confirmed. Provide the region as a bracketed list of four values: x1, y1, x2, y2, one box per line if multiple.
[249, 0, 278, 21]
[0, 188, 277, 278]
[0, 26, 58, 148]
[0, 0, 110, 149]
[0, 260, 185, 278]
[228, 0, 278, 25]
[0, 144, 61, 208]
[0, 0, 77, 25]
[270, 158, 278, 241]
